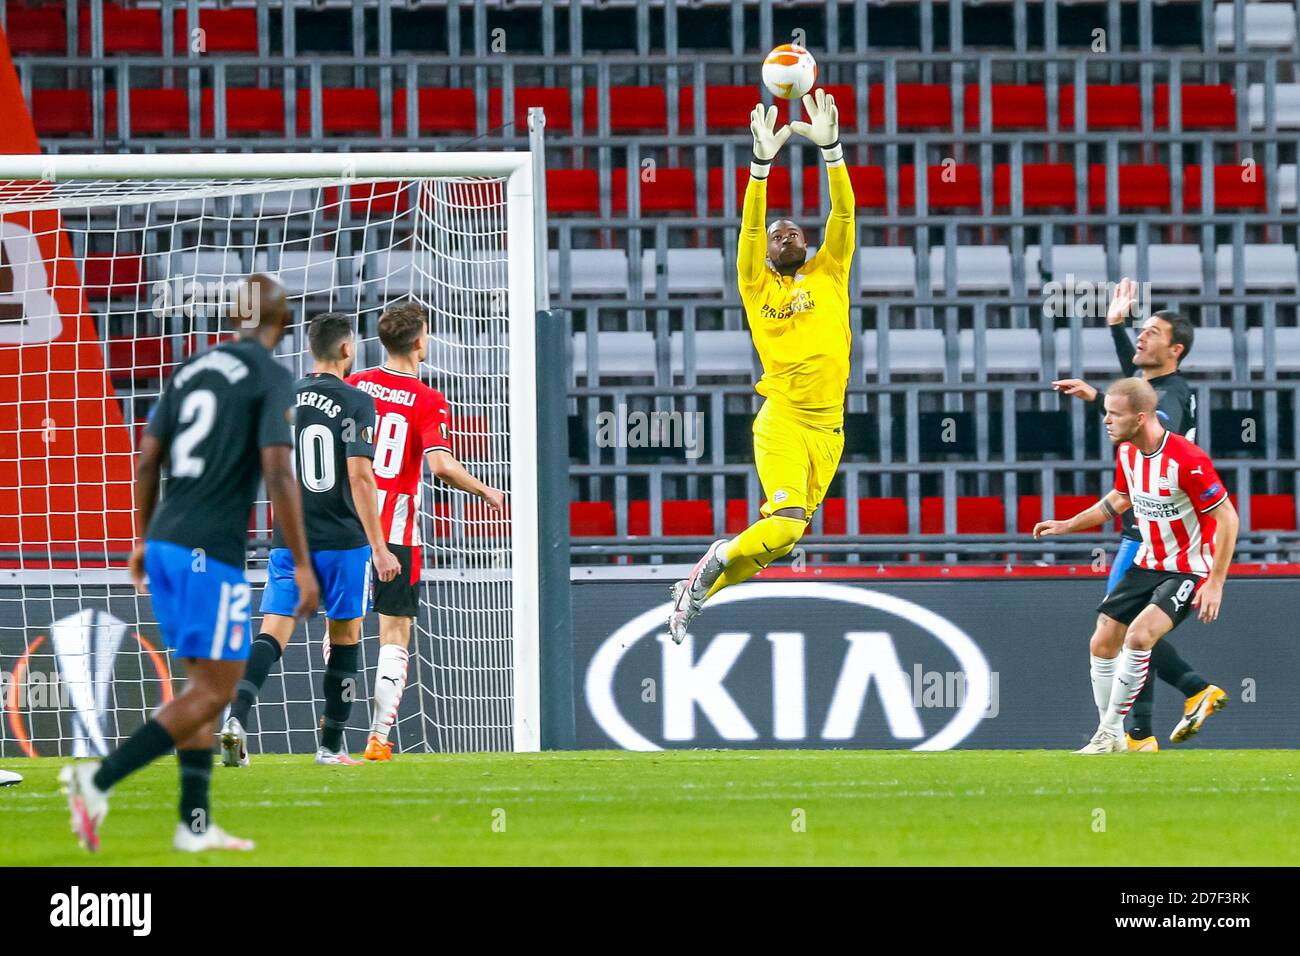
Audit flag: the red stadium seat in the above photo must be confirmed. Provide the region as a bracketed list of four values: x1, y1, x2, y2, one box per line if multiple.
[321, 181, 410, 218]
[994, 164, 1076, 209]
[725, 498, 753, 534]
[1154, 85, 1237, 130]
[173, 8, 259, 54]
[1058, 85, 1141, 130]
[858, 497, 909, 535]
[392, 88, 476, 134]
[31, 90, 92, 137]
[921, 496, 1006, 534]
[897, 164, 983, 209]
[628, 500, 650, 536]
[801, 166, 888, 209]
[449, 415, 489, 463]
[708, 166, 791, 212]
[963, 85, 1048, 130]
[611, 167, 696, 213]
[583, 86, 667, 132]
[6, 5, 66, 54]
[868, 84, 952, 129]
[1017, 495, 1107, 534]
[678, 85, 755, 131]
[105, 89, 189, 136]
[1057, 84, 1234, 130]
[201, 88, 285, 135]
[489, 87, 571, 133]
[81, 254, 145, 299]
[1087, 164, 1171, 210]
[1183, 165, 1269, 210]
[296, 88, 381, 135]
[663, 500, 713, 536]
[106, 336, 165, 381]
[1248, 494, 1297, 531]
[820, 497, 847, 534]
[546, 169, 600, 214]
[570, 501, 616, 537]
[625, 500, 713, 536]
[78, 3, 161, 54]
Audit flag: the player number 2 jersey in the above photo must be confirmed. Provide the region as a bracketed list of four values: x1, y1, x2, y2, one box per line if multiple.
[1114, 431, 1229, 576]
[345, 366, 452, 547]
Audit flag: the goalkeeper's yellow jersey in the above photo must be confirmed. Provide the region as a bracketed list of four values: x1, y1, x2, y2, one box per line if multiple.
[737, 161, 855, 427]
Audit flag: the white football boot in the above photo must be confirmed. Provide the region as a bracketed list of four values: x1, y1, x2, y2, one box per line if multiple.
[1073, 728, 1128, 755]
[667, 539, 727, 645]
[314, 746, 363, 766]
[0, 768, 22, 786]
[220, 716, 249, 768]
[59, 762, 109, 852]
[173, 822, 255, 852]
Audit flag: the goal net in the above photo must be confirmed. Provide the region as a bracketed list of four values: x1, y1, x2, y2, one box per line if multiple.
[0, 152, 540, 759]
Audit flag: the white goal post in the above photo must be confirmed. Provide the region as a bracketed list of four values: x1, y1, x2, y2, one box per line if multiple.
[0, 149, 544, 756]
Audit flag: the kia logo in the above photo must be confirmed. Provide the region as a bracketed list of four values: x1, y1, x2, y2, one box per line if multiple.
[585, 582, 991, 751]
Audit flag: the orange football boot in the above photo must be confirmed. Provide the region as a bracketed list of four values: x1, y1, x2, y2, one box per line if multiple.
[363, 734, 393, 762]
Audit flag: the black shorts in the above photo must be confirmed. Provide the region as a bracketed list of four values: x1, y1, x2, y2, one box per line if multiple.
[372, 543, 420, 617]
[1097, 566, 1202, 629]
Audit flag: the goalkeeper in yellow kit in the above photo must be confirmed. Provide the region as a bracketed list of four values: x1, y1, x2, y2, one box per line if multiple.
[669, 89, 854, 643]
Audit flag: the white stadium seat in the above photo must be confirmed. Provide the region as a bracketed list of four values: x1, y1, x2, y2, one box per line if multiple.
[549, 249, 628, 296]
[1279, 164, 1298, 208]
[670, 330, 754, 376]
[571, 330, 655, 378]
[959, 328, 1043, 375]
[642, 248, 725, 295]
[255, 249, 357, 296]
[1248, 83, 1300, 127]
[1026, 245, 1107, 289]
[929, 246, 1013, 291]
[1248, 327, 1300, 372]
[1215, 244, 1300, 289]
[1216, 3, 1299, 49]
[860, 328, 947, 375]
[858, 246, 917, 293]
[1119, 244, 1205, 291]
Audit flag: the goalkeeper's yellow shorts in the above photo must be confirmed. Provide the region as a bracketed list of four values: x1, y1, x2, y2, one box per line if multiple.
[752, 399, 845, 521]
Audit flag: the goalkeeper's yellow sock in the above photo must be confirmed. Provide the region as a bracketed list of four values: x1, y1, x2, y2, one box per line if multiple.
[704, 515, 805, 600]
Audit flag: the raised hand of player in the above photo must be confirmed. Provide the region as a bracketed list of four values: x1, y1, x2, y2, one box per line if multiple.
[1032, 519, 1069, 539]
[1107, 277, 1139, 327]
[293, 565, 320, 620]
[481, 486, 506, 515]
[1052, 378, 1098, 403]
[1192, 580, 1224, 623]
[373, 545, 401, 583]
[750, 103, 792, 161]
[127, 543, 147, 593]
[789, 88, 839, 147]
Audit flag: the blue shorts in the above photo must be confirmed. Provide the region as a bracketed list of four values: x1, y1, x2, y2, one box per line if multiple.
[1107, 537, 1143, 595]
[260, 545, 372, 621]
[145, 540, 252, 661]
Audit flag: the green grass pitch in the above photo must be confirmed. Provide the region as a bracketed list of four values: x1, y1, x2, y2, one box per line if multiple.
[3, 750, 1299, 866]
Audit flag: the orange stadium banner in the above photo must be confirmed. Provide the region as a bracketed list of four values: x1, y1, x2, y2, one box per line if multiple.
[0, 26, 136, 564]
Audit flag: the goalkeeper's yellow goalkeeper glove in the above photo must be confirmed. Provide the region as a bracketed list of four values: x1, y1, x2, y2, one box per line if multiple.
[750, 103, 792, 178]
[790, 88, 842, 164]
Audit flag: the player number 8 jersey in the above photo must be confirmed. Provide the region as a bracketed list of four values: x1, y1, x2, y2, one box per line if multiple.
[346, 366, 453, 547]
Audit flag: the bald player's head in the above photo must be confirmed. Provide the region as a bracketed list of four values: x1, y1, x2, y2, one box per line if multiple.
[233, 273, 291, 345]
[767, 218, 807, 273]
[1102, 377, 1159, 445]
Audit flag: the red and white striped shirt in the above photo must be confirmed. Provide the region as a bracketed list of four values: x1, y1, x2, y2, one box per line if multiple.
[345, 366, 452, 547]
[1114, 430, 1229, 577]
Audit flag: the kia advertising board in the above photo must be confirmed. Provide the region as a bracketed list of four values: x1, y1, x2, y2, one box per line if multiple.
[574, 571, 1300, 750]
